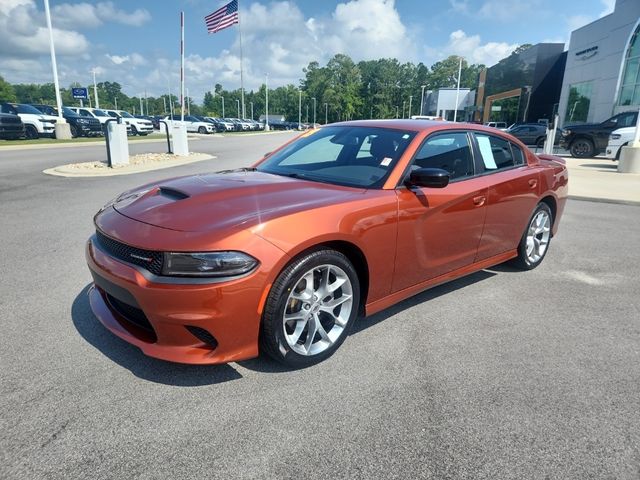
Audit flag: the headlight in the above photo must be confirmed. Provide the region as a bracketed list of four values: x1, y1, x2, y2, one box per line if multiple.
[610, 134, 621, 140]
[561, 129, 571, 137]
[162, 251, 258, 277]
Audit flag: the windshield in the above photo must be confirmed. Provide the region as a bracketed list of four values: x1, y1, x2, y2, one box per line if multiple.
[62, 107, 79, 117]
[16, 104, 44, 115]
[92, 109, 109, 117]
[257, 126, 416, 189]
[119, 111, 134, 118]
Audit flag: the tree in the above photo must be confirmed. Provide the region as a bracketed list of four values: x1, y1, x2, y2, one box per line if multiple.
[513, 44, 533, 55]
[0, 76, 16, 102]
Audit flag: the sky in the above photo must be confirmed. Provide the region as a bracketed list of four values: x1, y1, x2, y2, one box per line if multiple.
[0, 0, 617, 102]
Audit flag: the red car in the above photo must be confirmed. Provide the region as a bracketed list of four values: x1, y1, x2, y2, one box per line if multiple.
[86, 120, 568, 367]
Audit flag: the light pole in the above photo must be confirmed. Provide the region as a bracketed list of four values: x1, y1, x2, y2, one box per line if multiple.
[264, 73, 269, 131]
[312, 97, 316, 125]
[236, 99, 240, 117]
[91, 69, 99, 109]
[396, 105, 399, 118]
[298, 89, 302, 129]
[114, 96, 118, 110]
[221, 96, 225, 117]
[324, 103, 328, 124]
[408, 95, 413, 118]
[402, 101, 405, 119]
[43, 0, 71, 137]
[250, 101, 254, 119]
[420, 85, 426, 116]
[139, 97, 143, 115]
[454, 56, 463, 122]
[306, 104, 309, 123]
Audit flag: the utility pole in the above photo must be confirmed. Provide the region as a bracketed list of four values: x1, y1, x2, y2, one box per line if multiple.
[139, 97, 144, 116]
[408, 95, 413, 118]
[163, 96, 167, 113]
[236, 99, 240, 117]
[396, 105, 399, 118]
[250, 101, 254, 119]
[145, 90, 148, 115]
[306, 104, 309, 123]
[44, 0, 69, 137]
[402, 101, 405, 118]
[221, 96, 225, 117]
[420, 85, 426, 116]
[324, 103, 328, 124]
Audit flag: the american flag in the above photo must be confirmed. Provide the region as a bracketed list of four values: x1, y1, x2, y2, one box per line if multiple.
[205, 0, 239, 34]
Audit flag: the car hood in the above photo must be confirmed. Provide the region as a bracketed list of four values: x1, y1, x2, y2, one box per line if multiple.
[112, 169, 365, 233]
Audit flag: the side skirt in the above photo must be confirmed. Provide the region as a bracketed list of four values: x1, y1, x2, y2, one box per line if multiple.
[364, 249, 517, 316]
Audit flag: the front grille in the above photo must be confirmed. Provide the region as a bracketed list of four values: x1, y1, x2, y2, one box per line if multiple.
[105, 294, 157, 341]
[96, 230, 163, 275]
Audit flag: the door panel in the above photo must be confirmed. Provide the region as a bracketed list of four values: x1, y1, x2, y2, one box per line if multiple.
[393, 178, 489, 293]
[475, 167, 540, 261]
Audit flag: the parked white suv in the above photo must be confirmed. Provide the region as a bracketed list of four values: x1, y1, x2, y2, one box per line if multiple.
[606, 127, 635, 160]
[163, 115, 215, 134]
[104, 109, 153, 136]
[0, 103, 57, 139]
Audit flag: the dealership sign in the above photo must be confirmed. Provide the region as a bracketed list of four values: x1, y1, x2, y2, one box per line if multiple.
[575, 46, 598, 61]
[71, 87, 89, 99]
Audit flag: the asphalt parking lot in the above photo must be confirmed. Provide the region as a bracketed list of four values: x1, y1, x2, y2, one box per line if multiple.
[1, 133, 639, 479]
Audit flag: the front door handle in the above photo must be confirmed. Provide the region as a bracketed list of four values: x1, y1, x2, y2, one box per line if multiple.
[529, 179, 538, 188]
[473, 195, 486, 206]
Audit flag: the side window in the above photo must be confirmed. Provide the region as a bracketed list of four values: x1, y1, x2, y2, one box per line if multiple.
[413, 132, 474, 180]
[617, 112, 637, 128]
[475, 134, 515, 171]
[511, 143, 526, 166]
[79, 109, 90, 116]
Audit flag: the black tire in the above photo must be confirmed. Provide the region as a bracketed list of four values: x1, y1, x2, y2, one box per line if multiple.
[130, 125, 138, 136]
[615, 143, 628, 160]
[198, 126, 206, 134]
[510, 202, 553, 270]
[70, 125, 79, 138]
[261, 249, 360, 368]
[535, 137, 545, 149]
[569, 138, 594, 158]
[25, 125, 38, 140]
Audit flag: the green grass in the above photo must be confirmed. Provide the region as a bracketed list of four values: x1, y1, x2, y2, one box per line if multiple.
[0, 133, 166, 147]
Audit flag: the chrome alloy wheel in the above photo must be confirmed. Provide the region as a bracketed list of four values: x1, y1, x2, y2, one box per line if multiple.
[526, 210, 551, 264]
[283, 264, 354, 356]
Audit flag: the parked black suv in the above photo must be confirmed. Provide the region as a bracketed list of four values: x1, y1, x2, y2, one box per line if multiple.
[560, 111, 638, 158]
[31, 104, 103, 137]
[0, 112, 24, 140]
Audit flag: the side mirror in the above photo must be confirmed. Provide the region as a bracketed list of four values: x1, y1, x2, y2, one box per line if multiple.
[406, 167, 450, 188]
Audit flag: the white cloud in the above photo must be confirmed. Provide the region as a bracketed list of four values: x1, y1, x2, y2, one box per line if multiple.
[52, 1, 151, 29]
[435, 30, 518, 67]
[106, 54, 129, 65]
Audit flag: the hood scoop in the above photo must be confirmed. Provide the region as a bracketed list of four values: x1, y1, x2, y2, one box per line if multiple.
[158, 186, 190, 200]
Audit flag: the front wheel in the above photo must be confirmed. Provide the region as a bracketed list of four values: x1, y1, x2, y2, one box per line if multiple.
[130, 125, 138, 136]
[536, 137, 545, 149]
[570, 138, 594, 158]
[198, 126, 206, 134]
[510, 202, 553, 270]
[261, 249, 360, 367]
[25, 125, 39, 139]
[70, 124, 79, 138]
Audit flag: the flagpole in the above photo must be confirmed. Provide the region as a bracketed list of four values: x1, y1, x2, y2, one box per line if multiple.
[238, 0, 246, 119]
[180, 11, 185, 122]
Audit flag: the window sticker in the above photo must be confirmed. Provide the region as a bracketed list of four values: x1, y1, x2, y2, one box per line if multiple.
[477, 136, 497, 169]
[380, 157, 393, 166]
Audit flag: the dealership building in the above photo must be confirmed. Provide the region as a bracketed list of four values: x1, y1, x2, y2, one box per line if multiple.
[558, 0, 640, 126]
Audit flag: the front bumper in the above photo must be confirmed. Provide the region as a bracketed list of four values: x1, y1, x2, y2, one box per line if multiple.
[85, 228, 284, 364]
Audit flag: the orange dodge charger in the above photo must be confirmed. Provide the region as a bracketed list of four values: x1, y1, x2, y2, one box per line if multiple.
[86, 120, 568, 367]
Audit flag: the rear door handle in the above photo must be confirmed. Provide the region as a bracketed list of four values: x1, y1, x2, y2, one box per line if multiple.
[529, 179, 538, 188]
[473, 195, 486, 206]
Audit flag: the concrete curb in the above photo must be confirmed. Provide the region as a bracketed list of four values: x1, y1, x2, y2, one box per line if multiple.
[568, 195, 640, 207]
[0, 136, 200, 152]
[43, 153, 215, 178]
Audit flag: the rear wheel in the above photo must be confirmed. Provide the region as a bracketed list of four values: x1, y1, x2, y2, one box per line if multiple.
[570, 138, 594, 158]
[261, 249, 360, 367]
[25, 125, 38, 139]
[510, 202, 553, 270]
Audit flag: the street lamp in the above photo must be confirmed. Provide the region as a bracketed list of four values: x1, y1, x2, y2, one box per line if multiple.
[312, 97, 316, 125]
[250, 101, 254, 120]
[264, 73, 269, 131]
[91, 69, 99, 109]
[324, 103, 328, 124]
[454, 56, 463, 122]
[221, 96, 225, 117]
[236, 99, 240, 117]
[420, 85, 426, 116]
[408, 95, 413, 118]
[395, 105, 399, 118]
[298, 89, 302, 129]
[402, 101, 405, 119]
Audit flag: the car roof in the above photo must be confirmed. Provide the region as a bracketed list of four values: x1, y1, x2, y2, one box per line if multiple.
[328, 119, 511, 135]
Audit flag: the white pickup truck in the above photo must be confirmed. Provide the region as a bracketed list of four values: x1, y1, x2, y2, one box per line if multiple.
[605, 127, 635, 160]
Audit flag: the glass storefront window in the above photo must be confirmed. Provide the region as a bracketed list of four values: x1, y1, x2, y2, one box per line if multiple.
[566, 81, 593, 123]
[618, 24, 640, 106]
